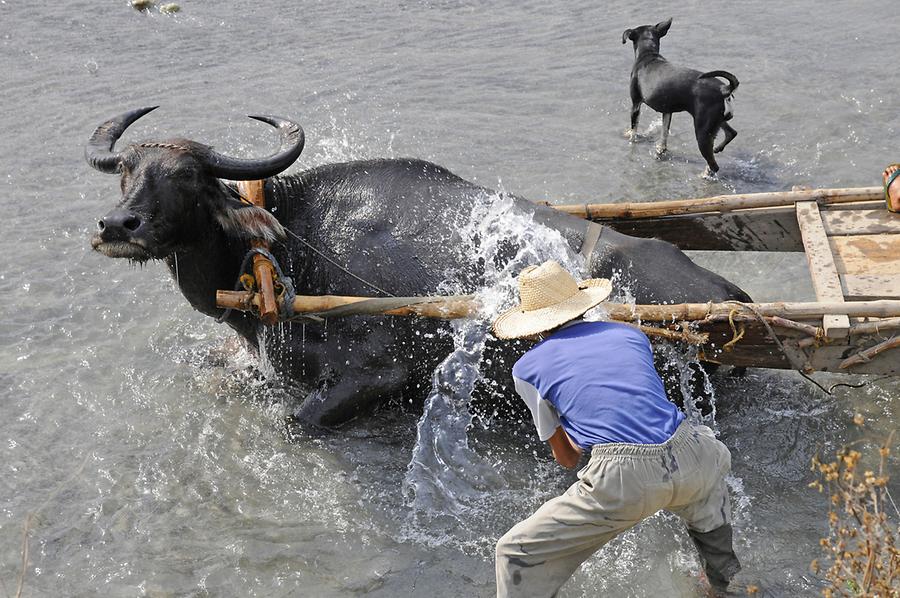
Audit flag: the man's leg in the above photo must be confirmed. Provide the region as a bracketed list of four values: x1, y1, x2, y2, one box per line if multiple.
[495, 457, 648, 598]
[687, 519, 741, 592]
[669, 428, 741, 590]
[673, 474, 741, 590]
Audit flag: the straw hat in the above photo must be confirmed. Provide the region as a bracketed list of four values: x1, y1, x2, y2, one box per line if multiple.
[492, 261, 612, 340]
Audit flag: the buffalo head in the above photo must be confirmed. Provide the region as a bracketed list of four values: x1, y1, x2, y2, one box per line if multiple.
[86, 107, 305, 261]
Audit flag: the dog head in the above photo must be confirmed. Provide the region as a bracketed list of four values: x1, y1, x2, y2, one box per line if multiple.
[622, 18, 672, 53]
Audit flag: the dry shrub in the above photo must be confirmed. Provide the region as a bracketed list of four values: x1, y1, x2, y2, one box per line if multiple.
[810, 422, 899, 597]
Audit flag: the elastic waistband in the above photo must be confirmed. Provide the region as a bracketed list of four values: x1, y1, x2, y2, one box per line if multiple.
[590, 421, 698, 459]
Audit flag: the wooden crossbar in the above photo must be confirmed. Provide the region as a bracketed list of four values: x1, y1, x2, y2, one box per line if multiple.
[796, 201, 850, 338]
[216, 290, 900, 321]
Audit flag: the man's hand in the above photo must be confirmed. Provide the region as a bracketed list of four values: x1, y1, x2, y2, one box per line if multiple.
[547, 427, 583, 469]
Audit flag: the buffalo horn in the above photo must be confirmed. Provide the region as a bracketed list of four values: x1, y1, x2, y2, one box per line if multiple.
[84, 106, 159, 173]
[202, 115, 305, 180]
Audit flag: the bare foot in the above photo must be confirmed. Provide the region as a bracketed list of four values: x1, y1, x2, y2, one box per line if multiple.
[884, 164, 900, 212]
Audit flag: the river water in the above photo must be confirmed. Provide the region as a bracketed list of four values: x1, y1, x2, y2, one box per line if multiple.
[1, 1, 898, 596]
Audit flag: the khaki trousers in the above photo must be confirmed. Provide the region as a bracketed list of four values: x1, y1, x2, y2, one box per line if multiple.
[495, 422, 739, 597]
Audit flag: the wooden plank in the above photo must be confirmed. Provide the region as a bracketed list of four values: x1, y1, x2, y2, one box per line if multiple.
[830, 234, 900, 276]
[841, 275, 900, 300]
[601, 204, 898, 252]
[822, 209, 900, 236]
[696, 318, 796, 369]
[602, 206, 803, 251]
[698, 321, 900, 375]
[697, 326, 899, 375]
[796, 201, 850, 337]
[704, 320, 900, 376]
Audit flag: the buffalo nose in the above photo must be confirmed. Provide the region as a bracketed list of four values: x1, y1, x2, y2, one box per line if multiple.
[98, 208, 144, 239]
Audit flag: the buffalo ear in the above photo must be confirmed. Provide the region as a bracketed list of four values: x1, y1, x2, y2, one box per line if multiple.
[216, 202, 286, 243]
[655, 18, 672, 37]
[622, 28, 635, 44]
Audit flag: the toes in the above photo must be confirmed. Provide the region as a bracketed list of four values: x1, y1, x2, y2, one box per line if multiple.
[884, 165, 900, 180]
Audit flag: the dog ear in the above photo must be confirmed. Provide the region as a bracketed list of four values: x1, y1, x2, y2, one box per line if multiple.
[621, 28, 635, 44]
[655, 18, 672, 36]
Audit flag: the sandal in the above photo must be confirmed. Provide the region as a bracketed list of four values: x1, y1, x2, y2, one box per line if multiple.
[884, 163, 900, 213]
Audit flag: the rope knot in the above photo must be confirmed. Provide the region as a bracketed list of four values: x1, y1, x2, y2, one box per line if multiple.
[723, 308, 746, 352]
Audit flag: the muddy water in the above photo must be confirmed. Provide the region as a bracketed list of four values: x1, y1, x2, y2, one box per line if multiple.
[1, 1, 898, 596]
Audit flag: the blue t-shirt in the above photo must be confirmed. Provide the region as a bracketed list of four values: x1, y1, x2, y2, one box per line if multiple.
[511, 321, 684, 449]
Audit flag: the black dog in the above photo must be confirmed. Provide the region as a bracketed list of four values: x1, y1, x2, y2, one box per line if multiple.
[622, 18, 739, 176]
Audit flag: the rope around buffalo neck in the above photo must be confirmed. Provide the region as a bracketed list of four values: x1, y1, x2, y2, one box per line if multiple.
[217, 247, 309, 323]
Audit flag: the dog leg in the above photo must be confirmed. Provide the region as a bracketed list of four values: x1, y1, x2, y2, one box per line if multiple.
[626, 85, 642, 141]
[714, 123, 737, 153]
[626, 104, 642, 141]
[656, 113, 672, 156]
[695, 119, 720, 175]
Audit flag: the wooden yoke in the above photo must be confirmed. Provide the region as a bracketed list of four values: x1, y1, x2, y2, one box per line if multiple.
[238, 179, 279, 325]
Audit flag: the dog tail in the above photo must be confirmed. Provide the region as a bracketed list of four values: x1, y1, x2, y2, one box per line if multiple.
[699, 70, 739, 95]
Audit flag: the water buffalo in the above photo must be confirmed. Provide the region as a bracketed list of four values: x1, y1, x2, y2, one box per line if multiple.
[86, 107, 751, 426]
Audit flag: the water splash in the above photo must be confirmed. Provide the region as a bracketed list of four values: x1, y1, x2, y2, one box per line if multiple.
[401, 188, 589, 542]
[398, 186, 755, 553]
[255, 325, 277, 380]
[402, 319, 502, 520]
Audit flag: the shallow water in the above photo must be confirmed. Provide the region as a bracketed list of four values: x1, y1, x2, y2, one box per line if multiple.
[1, 1, 898, 596]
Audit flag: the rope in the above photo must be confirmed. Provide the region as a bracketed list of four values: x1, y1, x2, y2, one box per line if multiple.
[229, 180, 394, 299]
[282, 228, 396, 298]
[138, 142, 192, 152]
[218, 248, 316, 323]
[722, 308, 745, 352]
[826, 376, 890, 393]
[724, 300, 835, 395]
[216, 177, 393, 323]
[279, 271, 299, 320]
[217, 237, 396, 324]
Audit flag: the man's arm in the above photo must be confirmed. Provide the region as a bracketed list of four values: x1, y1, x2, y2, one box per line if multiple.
[511, 374, 581, 468]
[547, 426, 583, 469]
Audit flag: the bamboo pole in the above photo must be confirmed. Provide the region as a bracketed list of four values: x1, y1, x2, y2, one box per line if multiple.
[702, 314, 821, 336]
[216, 290, 708, 343]
[839, 336, 900, 369]
[239, 179, 279, 326]
[549, 186, 882, 220]
[848, 317, 900, 337]
[798, 317, 900, 348]
[632, 324, 708, 345]
[216, 290, 479, 319]
[603, 300, 900, 321]
[216, 291, 900, 323]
